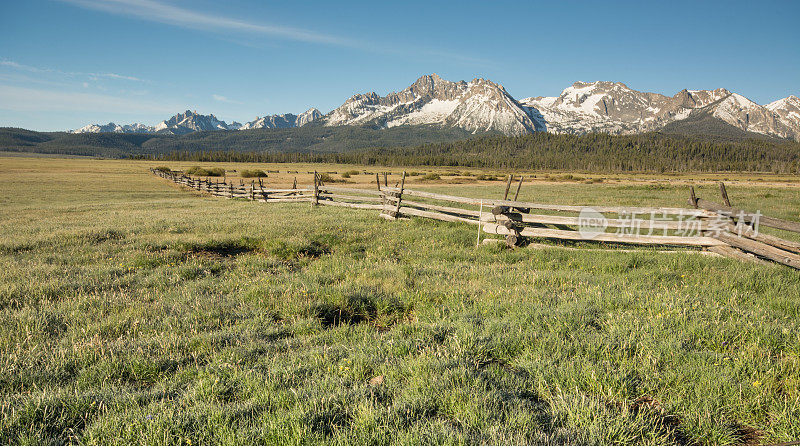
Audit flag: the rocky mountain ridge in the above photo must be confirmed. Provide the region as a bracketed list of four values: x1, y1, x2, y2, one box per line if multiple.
[70, 75, 799, 140]
[521, 82, 799, 140]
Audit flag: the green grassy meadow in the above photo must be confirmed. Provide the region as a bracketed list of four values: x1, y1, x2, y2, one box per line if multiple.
[1, 156, 799, 445]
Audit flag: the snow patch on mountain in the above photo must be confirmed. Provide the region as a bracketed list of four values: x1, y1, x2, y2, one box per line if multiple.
[323, 74, 544, 136]
[241, 108, 322, 130]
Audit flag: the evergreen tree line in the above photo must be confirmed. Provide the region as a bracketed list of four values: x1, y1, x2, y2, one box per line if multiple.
[142, 132, 800, 173]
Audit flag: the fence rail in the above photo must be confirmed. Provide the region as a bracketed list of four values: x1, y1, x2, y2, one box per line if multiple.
[151, 169, 800, 269]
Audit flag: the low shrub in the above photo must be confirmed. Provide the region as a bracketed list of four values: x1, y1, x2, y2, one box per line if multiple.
[421, 173, 441, 181]
[341, 170, 360, 178]
[154, 166, 172, 173]
[317, 173, 346, 183]
[240, 169, 267, 178]
[186, 166, 225, 177]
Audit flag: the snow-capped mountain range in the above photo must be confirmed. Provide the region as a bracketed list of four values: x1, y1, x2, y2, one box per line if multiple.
[521, 82, 800, 140]
[71, 75, 800, 141]
[73, 108, 322, 135]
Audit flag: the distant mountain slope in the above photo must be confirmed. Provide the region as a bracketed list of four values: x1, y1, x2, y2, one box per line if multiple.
[658, 109, 779, 140]
[0, 127, 54, 147]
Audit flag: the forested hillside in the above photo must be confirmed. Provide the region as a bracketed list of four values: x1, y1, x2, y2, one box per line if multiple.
[0, 125, 476, 158]
[152, 132, 800, 173]
[4, 126, 800, 173]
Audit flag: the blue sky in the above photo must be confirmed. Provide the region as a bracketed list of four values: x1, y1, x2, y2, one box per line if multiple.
[1, 0, 798, 131]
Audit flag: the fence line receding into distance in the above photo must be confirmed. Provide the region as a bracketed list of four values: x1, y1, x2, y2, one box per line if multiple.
[151, 168, 800, 269]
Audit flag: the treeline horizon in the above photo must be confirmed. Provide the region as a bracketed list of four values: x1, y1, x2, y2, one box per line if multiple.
[140, 132, 800, 174]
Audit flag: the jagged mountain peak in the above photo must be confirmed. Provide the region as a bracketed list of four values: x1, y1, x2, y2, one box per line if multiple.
[570, 80, 629, 90]
[153, 110, 232, 134]
[323, 74, 541, 135]
[240, 108, 322, 130]
[767, 95, 800, 110]
[404, 73, 465, 100]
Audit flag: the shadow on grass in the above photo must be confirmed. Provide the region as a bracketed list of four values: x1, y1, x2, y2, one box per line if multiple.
[180, 238, 260, 258]
[309, 288, 412, 329]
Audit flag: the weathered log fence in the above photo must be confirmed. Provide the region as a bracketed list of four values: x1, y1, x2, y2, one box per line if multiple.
[151, 169, 800, 269]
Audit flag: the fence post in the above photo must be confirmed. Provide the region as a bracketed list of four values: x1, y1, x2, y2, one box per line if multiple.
[719, 182, 731, 207]
[251, 180, 255, 200]
[313, 171, 319, 206]
[393, 171, 406, 217]
[503, 174, 513, 200]
[375, 173, 381, 191]
[229, 183, 233, 199]
[513, 175, 524, 201]
[383, 172, 388, 187]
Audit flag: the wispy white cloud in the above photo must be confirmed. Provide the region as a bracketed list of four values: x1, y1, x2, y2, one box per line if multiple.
[0, 85, 179, 114]
[91, 72, 143, 82]
[0, 60, 50, 73]
[59, 0, 358, 47]
[56, 0, 490, 65]
[1, 58, 145, 82]
[212, 94, 242, 104]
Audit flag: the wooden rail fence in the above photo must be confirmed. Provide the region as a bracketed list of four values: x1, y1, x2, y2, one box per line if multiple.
[151, 169, 800, 269]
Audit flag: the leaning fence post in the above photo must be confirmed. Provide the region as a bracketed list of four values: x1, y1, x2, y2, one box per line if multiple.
[689, 186, 698, 208]
[719, 182, 731, 207]
[393, 171, 406, 217]
[503, 174, 513, 200]
[313, 171, 319, 206]
[513, 175, 524, 201]
[476, 200, 484, 246]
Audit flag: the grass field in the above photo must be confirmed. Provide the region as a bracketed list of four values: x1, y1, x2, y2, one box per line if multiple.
[1, 156, 799, 445]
